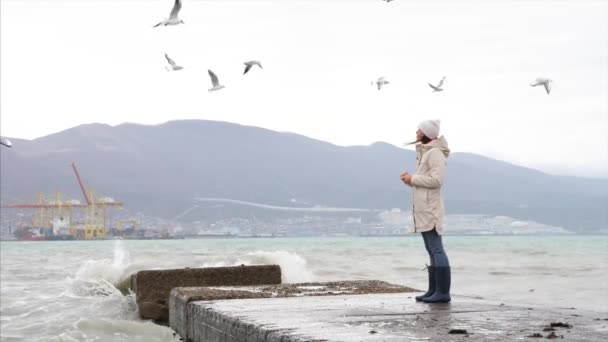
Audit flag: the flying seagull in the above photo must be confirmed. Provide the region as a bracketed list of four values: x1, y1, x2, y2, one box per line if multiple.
[243, 60, 263, 75]
[381, 0, 397, 3]
[428, 76, 446, 92]
[0, 137, 12, 148]
[374, 77, 389, 90]
[208, 69, 225, 92]
[530, 77, 552, 95]
[153, 0, 184, 27]
[164, 53, 183, 71]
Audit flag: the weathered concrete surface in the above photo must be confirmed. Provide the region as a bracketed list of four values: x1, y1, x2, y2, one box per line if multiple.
[171, 288, 271, 341]
[168, 281, 417, 341]
[134, 265, 281, 322]
[173, 290, 608, 342]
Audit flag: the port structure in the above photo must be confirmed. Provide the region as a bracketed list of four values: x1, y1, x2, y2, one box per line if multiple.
[70, 162, 123, 238]
[1, 162, 123, 240]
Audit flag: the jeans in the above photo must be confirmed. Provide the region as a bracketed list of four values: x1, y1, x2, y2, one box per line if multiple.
[422, 228, 450, 267]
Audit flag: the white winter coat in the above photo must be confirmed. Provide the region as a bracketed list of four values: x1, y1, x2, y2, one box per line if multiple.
[411, 136, 450, 234]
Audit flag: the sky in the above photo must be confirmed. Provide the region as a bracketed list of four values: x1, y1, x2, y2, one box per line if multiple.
[1, 0, 607, 178]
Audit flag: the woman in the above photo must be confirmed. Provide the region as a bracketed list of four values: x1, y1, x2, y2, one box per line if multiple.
[400, 119, 451, 303]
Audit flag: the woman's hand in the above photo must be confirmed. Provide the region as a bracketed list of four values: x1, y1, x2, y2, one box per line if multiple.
[400, 172, 413, 186]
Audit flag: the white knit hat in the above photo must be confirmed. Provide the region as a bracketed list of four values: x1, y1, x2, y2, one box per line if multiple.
[418, 119, 441, 140]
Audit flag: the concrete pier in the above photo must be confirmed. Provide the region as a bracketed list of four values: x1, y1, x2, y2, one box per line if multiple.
[169, 280, 416, 340]
[169, 283, 608, 342]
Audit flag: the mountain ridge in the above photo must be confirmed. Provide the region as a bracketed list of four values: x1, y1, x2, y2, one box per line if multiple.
[1, 119, 606, 232]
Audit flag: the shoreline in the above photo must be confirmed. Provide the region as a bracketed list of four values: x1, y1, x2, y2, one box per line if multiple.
[1, 232, 607, 242]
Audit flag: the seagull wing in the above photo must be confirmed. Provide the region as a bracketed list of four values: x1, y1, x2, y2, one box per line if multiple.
[165, 53, 177, 67]
[208, 69, 220, 86]
[437, 76, 445, 88]
[0, 137, 12, 147]
[544, 82, 551, 94]
[429, 83, 440, 91]
[169, 0, 182, 19]
[531, 78, 545, 87]
[243, 64, 253, 75]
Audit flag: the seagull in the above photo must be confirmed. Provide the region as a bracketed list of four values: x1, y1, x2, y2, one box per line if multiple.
[374, 77, 389, 90]
[164, 53, 183, 71]
[381, 0, 397, 2]
[0, 137, 12, 148]
[530, 77, 552, 95]
[243, 60, 263, 75]
[153, 0, 184, 27]
[208, 69, 225, 92]
[428, 76, 446, 92]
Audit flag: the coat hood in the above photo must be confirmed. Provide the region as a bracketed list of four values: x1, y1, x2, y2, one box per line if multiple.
[418, 136, 450, 158]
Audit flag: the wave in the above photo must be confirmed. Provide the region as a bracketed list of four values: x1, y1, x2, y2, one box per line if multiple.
[244, 250, 315, 283]
[197, 250, 315, 283]
[45, 319, 180, 342]
[64, 240, 134, 297]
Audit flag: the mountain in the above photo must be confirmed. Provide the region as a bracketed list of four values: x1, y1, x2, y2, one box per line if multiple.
[1, 120, 606, 232]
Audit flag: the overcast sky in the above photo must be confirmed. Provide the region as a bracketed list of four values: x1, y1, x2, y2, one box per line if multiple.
[1, 0, 607, 178]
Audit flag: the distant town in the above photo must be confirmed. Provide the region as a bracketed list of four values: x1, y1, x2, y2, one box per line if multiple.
[0, 205, 581, 241]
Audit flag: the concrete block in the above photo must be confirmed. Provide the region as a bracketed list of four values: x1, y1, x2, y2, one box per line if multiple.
[134, 265, 281, 322]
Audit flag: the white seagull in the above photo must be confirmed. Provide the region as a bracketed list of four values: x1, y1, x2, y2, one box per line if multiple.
[374, 77, 389, 90]
[382, 0, 397, 3]
[428, 76, 446, 92]
[243, 60, 263, 75]
[0, 137, 12, 148]
[530, 77, 552, 95]
[164, 53, 183, 71]
[208, 69, 225, 92]
[153, 0, 184, 27]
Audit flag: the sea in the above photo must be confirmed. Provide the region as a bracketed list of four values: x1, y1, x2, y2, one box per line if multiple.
[1, 235, 607, 341]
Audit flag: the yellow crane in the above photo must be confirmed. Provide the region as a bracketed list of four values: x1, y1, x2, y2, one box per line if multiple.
[71, 163, 123, 239]
[3, 163, 124, 240]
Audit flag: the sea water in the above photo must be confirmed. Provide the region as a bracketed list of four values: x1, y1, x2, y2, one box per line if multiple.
[1, 235, 607, 341]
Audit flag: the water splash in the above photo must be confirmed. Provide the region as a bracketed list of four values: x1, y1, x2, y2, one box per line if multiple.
[198, 250, 315, 283]
[113, 239, 131, 270]
[65, 240, 133, 297]
[244, 250, 316, 283]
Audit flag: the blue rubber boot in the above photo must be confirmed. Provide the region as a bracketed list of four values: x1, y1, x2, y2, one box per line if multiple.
[423, 266, 451, 303]
[415, 266, 435, 301]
